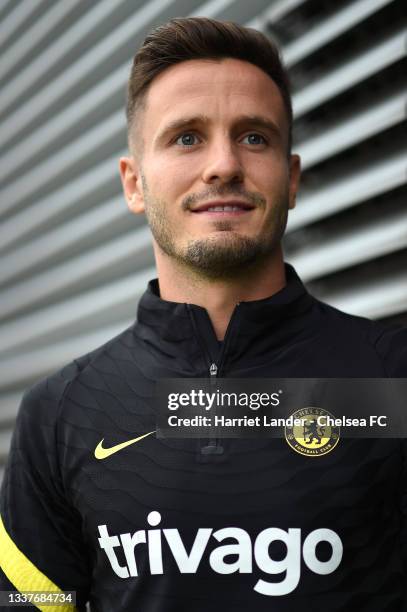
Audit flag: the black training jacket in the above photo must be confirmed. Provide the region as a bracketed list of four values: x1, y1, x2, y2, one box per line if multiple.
[0, 265, 406, 611]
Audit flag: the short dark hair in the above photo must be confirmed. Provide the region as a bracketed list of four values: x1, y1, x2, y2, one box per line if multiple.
[127, 17, 293, 152]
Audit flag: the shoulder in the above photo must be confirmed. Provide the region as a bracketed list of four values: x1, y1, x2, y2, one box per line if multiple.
[311, 298, 407, 376]
[19, 324, 136, 422]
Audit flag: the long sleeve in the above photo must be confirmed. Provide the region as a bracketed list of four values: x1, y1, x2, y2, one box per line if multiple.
[0, 373, 91, 611]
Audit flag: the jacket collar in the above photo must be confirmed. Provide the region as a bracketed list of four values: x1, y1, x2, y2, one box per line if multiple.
[135, 264, 314, 374]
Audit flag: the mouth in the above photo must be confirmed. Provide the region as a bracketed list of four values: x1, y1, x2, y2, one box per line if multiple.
[189, 200, 255, 216]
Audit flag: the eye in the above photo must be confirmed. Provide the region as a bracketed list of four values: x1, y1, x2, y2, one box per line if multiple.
[241, 133, 267, 145]
[175, 133, 200, 147]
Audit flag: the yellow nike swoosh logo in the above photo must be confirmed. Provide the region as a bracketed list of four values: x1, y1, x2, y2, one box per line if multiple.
[94, 431, 155, 460]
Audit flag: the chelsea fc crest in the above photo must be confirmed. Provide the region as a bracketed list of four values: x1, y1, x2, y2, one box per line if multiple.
[285, 407, 340, 457]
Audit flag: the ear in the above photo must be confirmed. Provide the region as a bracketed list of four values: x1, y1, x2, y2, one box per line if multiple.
[119, 156, 145, 214]
[288, 154, 301, 210]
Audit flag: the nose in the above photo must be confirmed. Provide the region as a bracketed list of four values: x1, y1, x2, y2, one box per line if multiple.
[201, 139, 244, 185]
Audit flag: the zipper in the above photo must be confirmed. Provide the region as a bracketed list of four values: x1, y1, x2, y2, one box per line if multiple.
[202, 361, 221, 455]
[215, 304, 240, 378]
[188, 304, 241, 456]
[209, 363, 218, 377]
[187, 304, 214, 369]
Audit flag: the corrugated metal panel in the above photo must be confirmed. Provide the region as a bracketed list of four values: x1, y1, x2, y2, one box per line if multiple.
[0, 0, 406, 470]
[279, 0, 406, 314]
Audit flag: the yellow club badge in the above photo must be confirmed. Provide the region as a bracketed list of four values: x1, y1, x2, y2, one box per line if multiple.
[285, 407, 340, 457]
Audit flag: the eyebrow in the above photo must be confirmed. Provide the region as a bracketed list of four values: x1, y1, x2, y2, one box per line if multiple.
[154, 114, 282, 145]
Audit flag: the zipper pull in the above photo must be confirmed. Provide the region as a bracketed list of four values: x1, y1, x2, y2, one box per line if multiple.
[201, 438, 224, 455]
[209, 363, 218, 377]
[202, 362, 224, 456]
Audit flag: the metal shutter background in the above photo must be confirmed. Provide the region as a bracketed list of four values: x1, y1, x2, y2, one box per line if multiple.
[0, 0, 406, 479]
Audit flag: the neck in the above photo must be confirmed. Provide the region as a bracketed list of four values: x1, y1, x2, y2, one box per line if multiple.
[155, 247, 286, 340]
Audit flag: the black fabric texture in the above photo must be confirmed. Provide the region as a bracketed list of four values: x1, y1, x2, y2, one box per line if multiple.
[1, 264, 406, 611]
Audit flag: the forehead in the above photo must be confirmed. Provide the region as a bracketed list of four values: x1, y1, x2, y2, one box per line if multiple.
[142, 58, 288, 133]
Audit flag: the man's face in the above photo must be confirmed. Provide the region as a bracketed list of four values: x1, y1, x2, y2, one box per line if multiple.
[122, 58, 300, 279]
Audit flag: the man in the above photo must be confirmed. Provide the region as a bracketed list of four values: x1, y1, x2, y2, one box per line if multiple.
[0, 17, 406, 612]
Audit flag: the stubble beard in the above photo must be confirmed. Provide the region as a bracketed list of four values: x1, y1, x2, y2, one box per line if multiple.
[142, 174, 288, 281]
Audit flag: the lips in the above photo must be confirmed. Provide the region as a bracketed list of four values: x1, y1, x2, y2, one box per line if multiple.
[190, 201, 254, 213]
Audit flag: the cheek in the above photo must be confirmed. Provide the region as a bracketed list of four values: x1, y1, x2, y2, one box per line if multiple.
[146, 155, 196, 197]
[250, 158, 289, 193]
